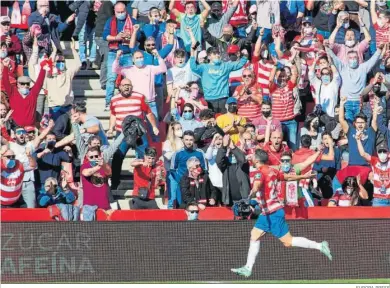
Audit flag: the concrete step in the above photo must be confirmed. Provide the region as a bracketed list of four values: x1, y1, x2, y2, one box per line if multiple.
[74, 89, 107, 98]
[73, 78, 103, 90]
[76, 70, 101, 78]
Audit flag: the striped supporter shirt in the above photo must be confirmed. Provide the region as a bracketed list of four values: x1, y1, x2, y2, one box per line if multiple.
[1, 161, 24, 206]
[252, 56, 273, 96]
[373, 23, 390, 58]
[269, 81, 296, 122]
[110, 92, 152, 132]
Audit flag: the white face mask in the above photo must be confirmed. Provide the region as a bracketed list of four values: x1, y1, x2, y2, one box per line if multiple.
[174, 129, 183, 138]
[344, 22, 350, 29]
[345, 40, 355, 47]
[346, 187, 354, 195]
[378, 152, 388, 163]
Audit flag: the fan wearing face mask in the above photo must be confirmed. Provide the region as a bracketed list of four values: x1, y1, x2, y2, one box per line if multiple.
[28, 37, 81, 122]
[0, 146, 36, 208]
[2, 59, 47, 127]
[309, 55, 341, 118]
[371, 1, 390, 59]
[325, 43, 386, 122]
[180, 156, 217, 208]
[328, 176, 368, 207]
[357, 139, 390, 207]
[328, 10, 361, 45]
[170, 0, 211, 52]
[329, 14, 370, 65]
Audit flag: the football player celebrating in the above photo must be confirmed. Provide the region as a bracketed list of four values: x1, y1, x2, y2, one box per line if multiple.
[231, 149, 332, 278]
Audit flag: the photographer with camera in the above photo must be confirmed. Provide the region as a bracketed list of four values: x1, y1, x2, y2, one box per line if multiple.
[36, 132, 73, 189]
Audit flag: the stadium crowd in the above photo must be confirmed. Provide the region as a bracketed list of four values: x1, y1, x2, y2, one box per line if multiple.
[1, 0, 390, 218]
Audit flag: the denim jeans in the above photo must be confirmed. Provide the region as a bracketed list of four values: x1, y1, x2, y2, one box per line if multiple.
[372, 198, 390, 207]
[146, 101, 160, 143]
[345, 100, 361, 123]
[167, 172, 181, 209]
[106, 51, 133, 106]
[281, 119, 298, 151]
[95, 37, 108, 88]
[49, 105, 72, 122]
[78, 21, 97, 63]
[111, 131, 148, 188]
[316, 29, 331, 39]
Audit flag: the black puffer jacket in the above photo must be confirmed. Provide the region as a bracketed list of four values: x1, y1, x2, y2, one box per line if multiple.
[194, 125, 224, 152]
[122, 115, 147, 148]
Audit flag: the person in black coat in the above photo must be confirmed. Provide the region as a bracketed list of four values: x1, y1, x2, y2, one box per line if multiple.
[180, 156, 217, 208]
[194, 109, 224, 152]
[216, 134, 250, 206]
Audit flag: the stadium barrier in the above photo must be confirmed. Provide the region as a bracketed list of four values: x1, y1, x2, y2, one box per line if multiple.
[2, 207, 390, 221]
[1, 219, 390, 283]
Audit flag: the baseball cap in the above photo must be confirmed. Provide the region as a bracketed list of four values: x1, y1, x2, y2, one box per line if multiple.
[302, 16, 313, 24]
[0, 16, 10, 23]
[249, 5, 257, 14]
[227, 45, 240, 54]
[17, 76, 32, 83]
[377, 142, 388, 152]
[226, 97, 237, 105]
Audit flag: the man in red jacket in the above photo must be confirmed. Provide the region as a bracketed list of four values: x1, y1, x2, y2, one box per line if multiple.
[1, 62, 47, 127]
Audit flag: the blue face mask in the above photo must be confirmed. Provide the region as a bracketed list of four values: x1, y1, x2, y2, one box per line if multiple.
[212, 59, 222, 65]
[6, 159, 16, 169]
[321, 75, 331, 84]
[116, 13, 126, 21]
[177, 62, 186, 68]
[90, 160, 98, 167]
[188, 211, 198, 220]
[19, 88, 29, 95]
[134, 58, 144, 68]
[281, 162, 291, 173]
[183, 111, 193, 120]
[56, 62, 65, 71]
[110, 0, 117, 5]
[0, 51, 7, 59]
[348, 59, 358, 69]
[187, 14, 196, 19]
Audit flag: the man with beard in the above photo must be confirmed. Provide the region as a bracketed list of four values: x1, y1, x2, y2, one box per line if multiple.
[261, 130, 290, 167]
[9, 122, 53, 208]
[108, 78, 159, 190]
[170, 130, 207, 208]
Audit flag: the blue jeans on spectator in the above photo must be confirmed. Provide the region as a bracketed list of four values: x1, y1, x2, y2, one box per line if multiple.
[316, 29, 331, 39]
[345, 100, 361, 123]
[372, 198, 390, 207]
[146, 101, 160, 143]
[106, 51, 133, 107]
[256, 27, 272, 44]
[281, 119, 298, 151]
[78, 22, 97, 63]
[49, 105, 72, 122]
[167, 172, 181, 209]
[111, 131, 148, 188]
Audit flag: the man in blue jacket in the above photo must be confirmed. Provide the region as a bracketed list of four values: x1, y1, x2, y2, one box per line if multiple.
[190, 46, 248, 113]
[170, 130, 207, 208]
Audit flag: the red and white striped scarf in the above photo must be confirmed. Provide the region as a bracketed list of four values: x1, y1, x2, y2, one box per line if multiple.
[162, 32, 179, 69]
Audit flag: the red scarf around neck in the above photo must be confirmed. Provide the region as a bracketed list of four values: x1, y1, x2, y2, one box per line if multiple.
[109, 14, 133, 50]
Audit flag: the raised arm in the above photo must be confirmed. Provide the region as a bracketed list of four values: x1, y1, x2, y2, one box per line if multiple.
[151, 50, 167, 74]
[199, 0, 211, 20]
[356, 136, 371, 162]
[295, 150, 322, 172]
[129, 24, 140, 49]
[169, 0, 181, 17]
[325, 47, 343, 72]
[339, 96, 349, 134]
[370, 0, 378, 25]
[28, 36, 39, 81]
[227, 52, 248, 72]
[253, 28, 264, 57]
[329, 16, 343, 45]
